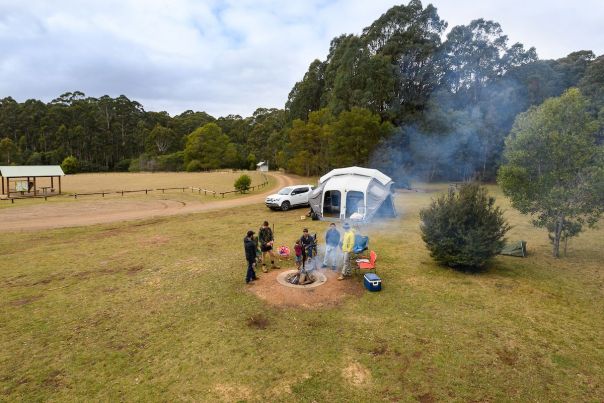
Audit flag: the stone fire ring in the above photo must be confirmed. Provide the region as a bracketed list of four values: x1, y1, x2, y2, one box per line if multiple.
[276, 269, 327, 289]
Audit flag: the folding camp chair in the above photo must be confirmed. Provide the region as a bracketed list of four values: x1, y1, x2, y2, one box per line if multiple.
[355, 250, 377, 273]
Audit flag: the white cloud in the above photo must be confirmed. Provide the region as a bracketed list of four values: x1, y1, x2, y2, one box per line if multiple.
[0, 0, 602, 117]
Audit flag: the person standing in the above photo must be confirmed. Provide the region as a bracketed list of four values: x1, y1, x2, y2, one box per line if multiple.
[337, 222, 355, 280]
[300, 228, 315, 271]
[258, 221, 278, 272]
[244, 230, 258, 284]
[251, 232, 261, 269]
[294, 239, 303, 271]
[322, 222, 340, 271]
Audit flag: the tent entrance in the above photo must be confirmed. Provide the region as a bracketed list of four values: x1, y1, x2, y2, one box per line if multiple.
[345, 191, 365, 218]
[322, 190, 341, 218]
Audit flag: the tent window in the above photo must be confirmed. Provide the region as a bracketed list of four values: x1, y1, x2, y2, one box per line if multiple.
[323, 190, 341, 218]
[346, 191, 365, 218]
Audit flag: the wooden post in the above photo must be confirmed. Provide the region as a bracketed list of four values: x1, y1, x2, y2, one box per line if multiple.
[51, 176, 54, 190]
[33, 176, 37, 196]
[1, 176, 4, 195]
[58, 176, 62, 194]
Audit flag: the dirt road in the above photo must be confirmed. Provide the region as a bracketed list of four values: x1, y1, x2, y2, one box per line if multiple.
[0, 172, 297, 231]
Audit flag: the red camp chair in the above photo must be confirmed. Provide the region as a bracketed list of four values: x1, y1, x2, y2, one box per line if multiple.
[356, 250, 377, 273]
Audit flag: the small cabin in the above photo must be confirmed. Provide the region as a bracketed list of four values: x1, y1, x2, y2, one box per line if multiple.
[256, 161, 269, 172]
[0, 165, 65, 198]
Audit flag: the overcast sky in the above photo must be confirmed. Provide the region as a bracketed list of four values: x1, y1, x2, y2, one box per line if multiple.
[1, 0, 603, 117]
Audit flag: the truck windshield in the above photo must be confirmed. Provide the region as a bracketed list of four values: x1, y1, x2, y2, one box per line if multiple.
[278, 188, 291, 195]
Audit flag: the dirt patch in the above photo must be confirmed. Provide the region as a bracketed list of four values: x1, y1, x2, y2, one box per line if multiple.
[370, 344, 388, 357]
[416, 392, 436, 403]
[42, 370, 67, 389]
[342, 360, 371, 387]
[496, 347, 519, 366]
[9, 295, 43, 306]
[213, 383, 252, 402]
[140, 235, 170, 246]
[246, 313, 270, 330]
[73, 265, 144, 279]
[247, 267, 364, 308]
[126, 265, 144, 275]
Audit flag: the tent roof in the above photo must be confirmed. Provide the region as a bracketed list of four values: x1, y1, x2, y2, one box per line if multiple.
[256, 161, 267, 166]
[0, 165, 65, 177]
[319, 166, 392, 186]
[323, 175, 372, 193]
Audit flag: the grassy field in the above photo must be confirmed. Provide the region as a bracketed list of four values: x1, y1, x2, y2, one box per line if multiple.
[0, 171, 273, 210]
[58, 171, 269, 193]
[1, 183, 602, 401]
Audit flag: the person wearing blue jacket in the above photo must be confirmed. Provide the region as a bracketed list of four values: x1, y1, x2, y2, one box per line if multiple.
[321, 222, 340, 271]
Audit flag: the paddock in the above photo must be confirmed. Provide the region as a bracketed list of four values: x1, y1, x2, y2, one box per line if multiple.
[0, 165, 64, 198]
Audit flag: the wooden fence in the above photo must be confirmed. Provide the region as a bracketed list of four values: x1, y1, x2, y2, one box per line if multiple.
[1, 174, 270, 203]
[218, 175, 270, 198]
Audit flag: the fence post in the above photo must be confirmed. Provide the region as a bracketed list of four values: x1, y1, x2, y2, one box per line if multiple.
[11, 198, 14, 204]
[121, 191, 124, 196]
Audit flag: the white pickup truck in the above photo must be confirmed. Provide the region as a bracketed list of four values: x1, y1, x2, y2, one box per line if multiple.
[265, 185, 314, 211]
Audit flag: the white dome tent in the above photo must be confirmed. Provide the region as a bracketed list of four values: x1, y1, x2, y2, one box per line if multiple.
[308, 166, 397, 221]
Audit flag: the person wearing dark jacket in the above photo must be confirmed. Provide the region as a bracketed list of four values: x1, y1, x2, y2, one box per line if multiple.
[244, 230, 258, 284]
[258, 221, 278, 272]
[300, 228, 317, 271]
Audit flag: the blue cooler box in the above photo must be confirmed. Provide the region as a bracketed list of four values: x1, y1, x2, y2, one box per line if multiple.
[363, 273, 382, 292]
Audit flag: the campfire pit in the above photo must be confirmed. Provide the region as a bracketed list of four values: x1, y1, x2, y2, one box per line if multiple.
[276, 270, 327, 289]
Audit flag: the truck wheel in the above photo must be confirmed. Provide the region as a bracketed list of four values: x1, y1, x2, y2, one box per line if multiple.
[281, 201, 291, 211]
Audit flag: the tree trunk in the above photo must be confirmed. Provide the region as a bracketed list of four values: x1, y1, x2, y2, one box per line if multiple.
[552, 216, 563, 258]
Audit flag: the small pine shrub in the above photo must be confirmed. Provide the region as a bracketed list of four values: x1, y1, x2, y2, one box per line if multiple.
[186, 160, 202, 172]
[419, 183, 510, 270]
[234, 174, 252, 193]
[61, 155, 79, 174]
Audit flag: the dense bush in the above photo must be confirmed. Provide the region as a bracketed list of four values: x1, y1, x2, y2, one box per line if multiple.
[128, 158, 141, 172]
[157, 151, 185, 171]
[61, 155, 79, 174]
[186, 160, 202, 172]
[419, 183, 510, 270]
[78, 160, 109, 173]
[115, 159, 131, 172]
[234, 174, 252, 193]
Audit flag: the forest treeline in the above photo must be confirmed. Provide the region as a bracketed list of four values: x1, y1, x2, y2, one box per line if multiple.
[1, 0, 603, 183]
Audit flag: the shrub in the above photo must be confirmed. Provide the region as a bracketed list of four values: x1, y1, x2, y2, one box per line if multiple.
[115, 159, 131, 172]
[234, 174, 252, 193]
[128, 158, 141, 172]
[186, 160, 202, 172]
[61, 155, 79, 174]
[157, 151, 185, 171]
[419, 183, 510, 270]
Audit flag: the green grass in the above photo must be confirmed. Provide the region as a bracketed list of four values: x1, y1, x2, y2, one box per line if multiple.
[1, 184, 603, 401]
